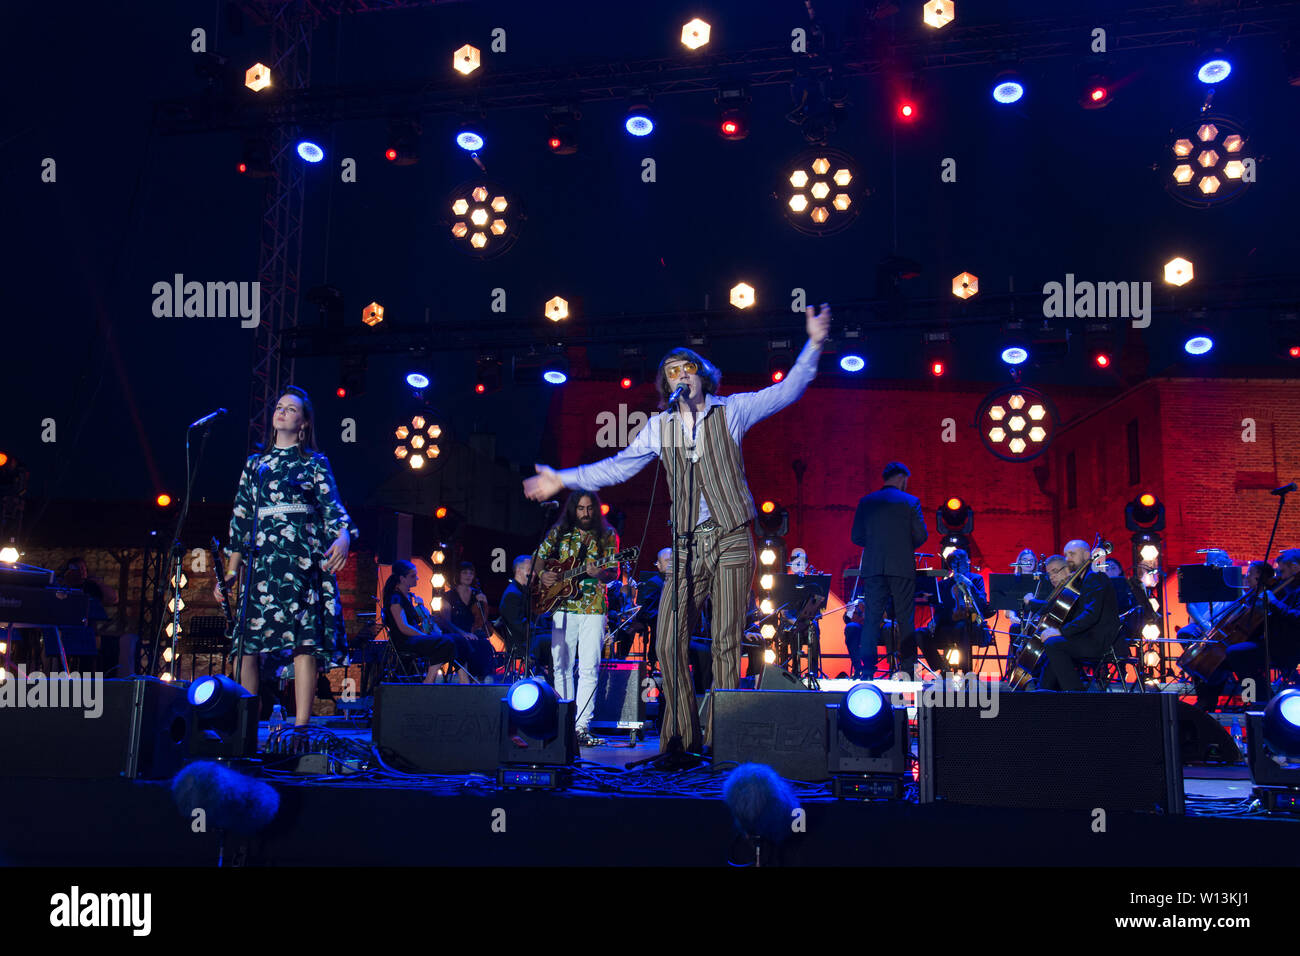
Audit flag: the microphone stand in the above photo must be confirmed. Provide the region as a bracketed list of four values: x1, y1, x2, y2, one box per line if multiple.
[231, 463, 266, 688]
[1259, 485, 1292, 701]
[149, 418, 216, 678]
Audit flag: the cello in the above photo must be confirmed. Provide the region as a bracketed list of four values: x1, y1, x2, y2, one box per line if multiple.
[1007, 538, 1110, 690]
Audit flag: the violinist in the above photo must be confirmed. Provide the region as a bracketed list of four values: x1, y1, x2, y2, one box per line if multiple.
[437, 561, 497, 682]
[1036, 540, 1121, 691]
[1194, 551, 1300, 709]
[920, 549, 992, 675]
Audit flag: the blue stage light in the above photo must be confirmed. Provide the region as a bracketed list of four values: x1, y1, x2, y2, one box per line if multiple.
[992, 79, 1024, 104]
[840, 354, 866, 373]
[1184, 335, 1214, 356]
[456, 129, 484, 152]
[1197, 58, 1232, 84]
[507, 677, 560, 737]
[1263, 689, 1300, 758]
[187, 674, 251, 717]
[625, 113, 654, 137]
[1001, 346, 1029, 365]
[296, 140, 324, 163]
[542, 370, 568, 385]
[838, 683, 894, 748]
[406, 372, 430, 389]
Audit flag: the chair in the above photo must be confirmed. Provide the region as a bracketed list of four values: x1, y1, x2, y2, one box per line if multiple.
[1077, 640, 1145, 693]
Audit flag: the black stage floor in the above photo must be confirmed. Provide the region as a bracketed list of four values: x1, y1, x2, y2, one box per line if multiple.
[1, 714, 1295, 868]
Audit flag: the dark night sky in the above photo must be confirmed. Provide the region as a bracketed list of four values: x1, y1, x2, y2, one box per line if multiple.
[3, 0, 1298, 528]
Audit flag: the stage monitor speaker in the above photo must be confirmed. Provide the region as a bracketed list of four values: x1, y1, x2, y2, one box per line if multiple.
[0, 677, 188, 779]
[590, 659, 646, 729]
[373, 682, 505, 774]
[919, 692, 1183, 814]
[1177, 700, 1241, 764]
[711, 688, 845, 782]
[756, 664, 803, 690]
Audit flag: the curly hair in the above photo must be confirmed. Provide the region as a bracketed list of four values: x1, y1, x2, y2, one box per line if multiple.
[655, 348, 721, 410]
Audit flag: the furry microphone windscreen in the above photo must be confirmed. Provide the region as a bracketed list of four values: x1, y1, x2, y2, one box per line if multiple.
[722, 762, 800, 844]
[171, 761, 280, 834]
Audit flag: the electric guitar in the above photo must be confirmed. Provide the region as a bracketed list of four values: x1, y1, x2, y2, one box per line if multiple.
[532, 547, 640, 616]
[210, 536, 236, 638]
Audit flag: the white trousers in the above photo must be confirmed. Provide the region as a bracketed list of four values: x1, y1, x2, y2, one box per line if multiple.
[551, 611, 604, 732]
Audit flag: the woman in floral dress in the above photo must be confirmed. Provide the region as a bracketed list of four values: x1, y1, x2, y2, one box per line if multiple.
[215, 387, 356, 725]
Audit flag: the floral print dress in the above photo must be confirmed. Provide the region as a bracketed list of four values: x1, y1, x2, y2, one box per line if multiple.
[226, 445, 357, 668]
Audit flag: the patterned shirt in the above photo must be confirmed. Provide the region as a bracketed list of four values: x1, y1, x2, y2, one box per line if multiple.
[537, 525, 619, 616]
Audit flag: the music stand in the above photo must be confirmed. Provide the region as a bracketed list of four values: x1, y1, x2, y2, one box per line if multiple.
[989, 572, 1033, 612]
[1176, 565, 1243, 606]
[771, 573, 830, 685]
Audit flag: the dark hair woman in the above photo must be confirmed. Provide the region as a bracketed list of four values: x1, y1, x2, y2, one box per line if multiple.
[382, 559, 469, 682]
[215, 388, 357, 724]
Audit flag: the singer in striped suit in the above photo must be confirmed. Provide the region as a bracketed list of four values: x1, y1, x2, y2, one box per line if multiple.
[524, 305, 831, 756]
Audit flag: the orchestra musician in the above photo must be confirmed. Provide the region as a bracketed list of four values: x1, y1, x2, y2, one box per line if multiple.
[1193, 551, 1300, 709]
[850, 462, 928, 678]
[381, 560, 471, 683]
[436, 561, 497, 682]
[497, 554, 537, 675]
[920, 548, 992, 675]
[1035, 540, 1121, 691]
[522, 305, 832, 757]
[613, 547, 670, 662]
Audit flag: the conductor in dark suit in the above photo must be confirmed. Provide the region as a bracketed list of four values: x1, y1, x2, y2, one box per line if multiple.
[1037, 539, 1120, 690]
[850, 462, 928, 677]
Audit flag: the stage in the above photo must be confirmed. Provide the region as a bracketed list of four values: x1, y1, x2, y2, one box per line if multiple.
[2, 707, 1295, 870]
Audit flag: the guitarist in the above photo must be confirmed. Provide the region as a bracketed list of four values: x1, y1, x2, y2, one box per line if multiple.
[1036, 539, 1120, 691]
[535, 491, 620, 746]
[920, 549, 992, 675]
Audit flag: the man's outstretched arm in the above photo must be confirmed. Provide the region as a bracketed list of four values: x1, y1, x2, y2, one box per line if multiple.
[723, 304, 830, 433]
[523, 413, 661, 501]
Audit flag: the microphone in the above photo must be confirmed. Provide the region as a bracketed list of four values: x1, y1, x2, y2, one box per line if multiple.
[189, 408, 227, 429]
[1272, 482, 1297, 497]
[667, 383, 688, 408]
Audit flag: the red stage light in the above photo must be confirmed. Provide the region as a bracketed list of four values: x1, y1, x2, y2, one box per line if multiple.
[931, 361, 946, 377]
[722, 119, 739, 136]
[760, 501, 776, 514]
[336, 386, 347, 398]
[156, 494, 172, 508]
[0, 453, 7, 467]
[435, 507, 448, 519]
[946, 497, 964, 512]
[1095, 353, 1111, 368]
[385, 148, 398, 161]
[238, 162, 247, 174]
[600, 503, 610, 516]
[548, 137, 562, 151]
[1290, 346, 1300, 358]
[620, 377, 632, 389]
[1089, 87, 1107, 103]
[475, 383, 486, 394]
[771, 369, 785, 383]
[898, 101, 916, 120]
[1139, 493, 1156, 508]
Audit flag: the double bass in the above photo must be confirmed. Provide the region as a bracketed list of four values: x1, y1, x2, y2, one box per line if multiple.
[1007, 538, 1110, 690]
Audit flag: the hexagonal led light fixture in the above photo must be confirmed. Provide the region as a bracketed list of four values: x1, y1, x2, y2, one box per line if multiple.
[1165, 115, 1253, 208]
[454, 44, 481, 75]
[977, 385, 1057, 462]
[923, 1, 955, 29]
[782, 148, 862, 236]
[395, 414, 442, 470]
[681, 18, 711, 49]
[245, 63, 271, 92]
[446, 181, 519, 259]
[1163, 257, 1194, 286]
[952, 272, 978, 299]
[545, 296, 569, 322]
[730, 283, 756, 309]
